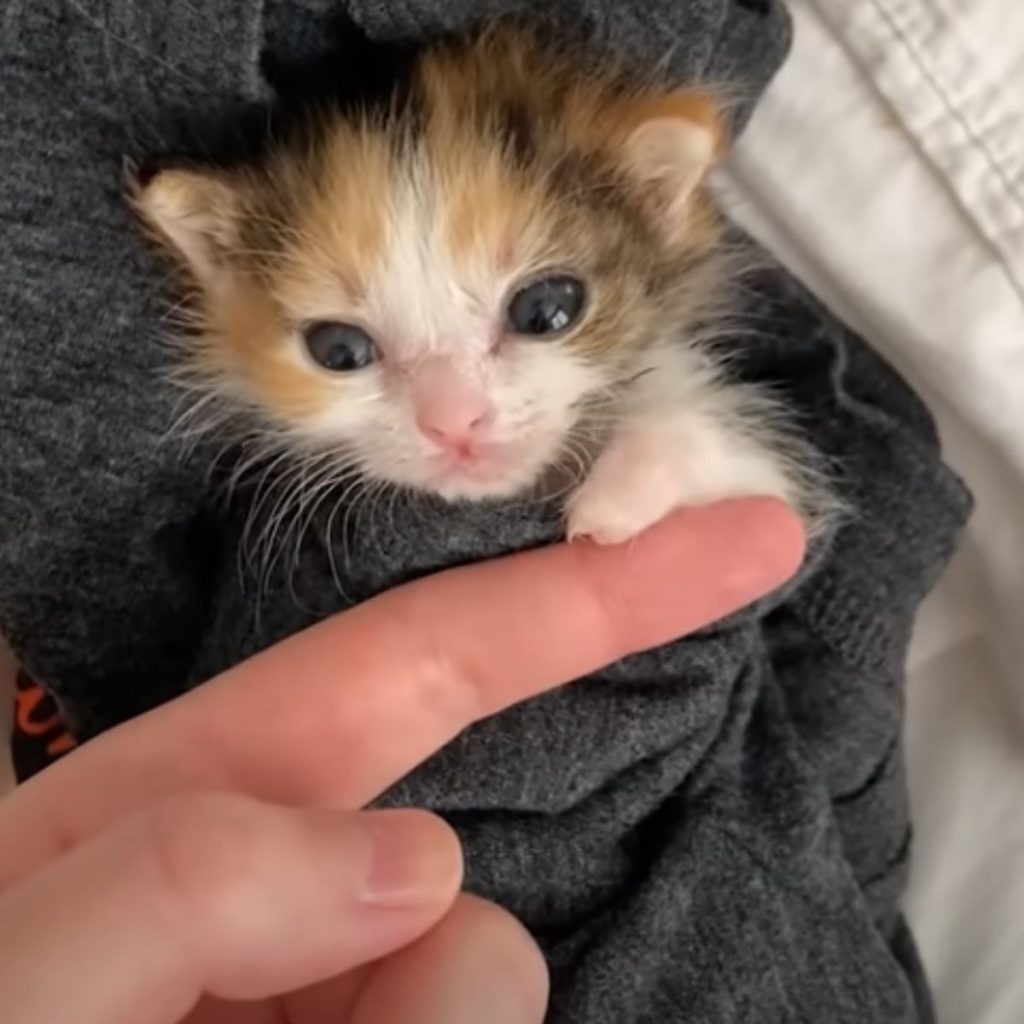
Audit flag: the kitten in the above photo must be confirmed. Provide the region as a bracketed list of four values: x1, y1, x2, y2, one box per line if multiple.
[132, 23, 819, 546]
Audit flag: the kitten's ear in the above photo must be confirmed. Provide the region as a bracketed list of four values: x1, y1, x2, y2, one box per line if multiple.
[130, 166, 242, 288]
[613, 93, 723, 242]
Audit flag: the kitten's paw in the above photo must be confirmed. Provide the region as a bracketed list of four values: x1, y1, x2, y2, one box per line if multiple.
[565, 428, 803, 546]
[565, 447, 685, 545]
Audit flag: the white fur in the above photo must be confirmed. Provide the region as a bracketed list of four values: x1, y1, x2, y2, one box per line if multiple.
[566, 342, 801, 543]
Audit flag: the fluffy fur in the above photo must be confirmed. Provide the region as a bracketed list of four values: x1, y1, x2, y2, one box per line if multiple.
[133, 24, 820, 545]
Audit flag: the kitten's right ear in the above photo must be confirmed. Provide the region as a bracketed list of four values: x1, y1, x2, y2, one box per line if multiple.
[607, 92, 725, 246]
[129, 166, 241, 288]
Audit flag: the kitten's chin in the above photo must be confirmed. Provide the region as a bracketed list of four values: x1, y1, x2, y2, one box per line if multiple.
[358, 427, 578, 503]
[399, 443, 561, 502]
[418, 461, 544, 502]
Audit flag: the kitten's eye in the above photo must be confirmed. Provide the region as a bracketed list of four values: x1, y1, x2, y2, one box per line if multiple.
[506, 275, 587, 337]
[302, 322, 379, 372]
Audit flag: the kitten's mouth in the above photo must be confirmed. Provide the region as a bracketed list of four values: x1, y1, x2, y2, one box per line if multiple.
[433, 449, 509, 482]
[424, 442, 540, 498]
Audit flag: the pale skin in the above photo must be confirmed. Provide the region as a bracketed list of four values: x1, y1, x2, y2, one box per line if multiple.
[0, 498, 803, 1024]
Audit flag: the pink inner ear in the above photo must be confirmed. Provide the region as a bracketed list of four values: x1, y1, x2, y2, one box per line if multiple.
[624, 116, 716, 222]
[409, 359, 495, 452]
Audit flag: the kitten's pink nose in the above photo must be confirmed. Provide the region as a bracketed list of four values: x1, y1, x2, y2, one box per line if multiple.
[415, 403, 494, 457]
[410, 359, 495, 459]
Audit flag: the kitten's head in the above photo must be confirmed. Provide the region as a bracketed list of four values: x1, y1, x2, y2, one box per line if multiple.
[134, 26, 724, 500]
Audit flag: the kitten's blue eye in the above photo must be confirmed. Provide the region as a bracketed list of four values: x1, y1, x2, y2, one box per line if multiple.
[303, 322, 379, 372]
[506, 275, 587, 337]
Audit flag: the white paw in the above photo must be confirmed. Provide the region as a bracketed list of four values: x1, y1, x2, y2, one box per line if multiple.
[565, 443, 686, 545]
[564, 427, 800, 546]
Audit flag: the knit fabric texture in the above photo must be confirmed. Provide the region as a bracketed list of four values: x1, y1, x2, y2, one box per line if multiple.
[0, 2, 969, 1021]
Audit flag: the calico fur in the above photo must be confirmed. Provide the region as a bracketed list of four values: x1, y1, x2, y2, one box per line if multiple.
[132, 22, 827, 546]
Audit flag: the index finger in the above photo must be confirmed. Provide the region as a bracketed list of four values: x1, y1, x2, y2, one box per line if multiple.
[0, 498, 803, 886]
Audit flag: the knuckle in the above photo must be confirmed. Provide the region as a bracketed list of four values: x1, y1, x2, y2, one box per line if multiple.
[137, 793, 267, 916]
[403, 591, 484, 726]
[416, 636, 483, 733]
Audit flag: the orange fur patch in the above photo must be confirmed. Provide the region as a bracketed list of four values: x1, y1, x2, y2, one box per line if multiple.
[440, 146, 554, 279]
[199, 277, 332, 422]
[276, 125, 395, 304]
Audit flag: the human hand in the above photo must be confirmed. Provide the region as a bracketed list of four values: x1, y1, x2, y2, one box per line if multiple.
[0, 499, 803, 1024]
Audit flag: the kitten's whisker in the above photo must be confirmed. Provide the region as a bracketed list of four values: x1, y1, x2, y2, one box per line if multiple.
[286, 460, 365, 582]
[328, 472, 376, 593]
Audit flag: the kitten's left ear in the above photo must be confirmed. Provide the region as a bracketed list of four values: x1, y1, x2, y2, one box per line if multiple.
[614, 93, 724, 242]
[129, 165, 243, 290]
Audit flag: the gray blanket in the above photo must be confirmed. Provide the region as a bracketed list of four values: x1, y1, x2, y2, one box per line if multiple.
[0, 2, 970, 1021]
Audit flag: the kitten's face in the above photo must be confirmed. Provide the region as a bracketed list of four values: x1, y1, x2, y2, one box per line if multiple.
[136, 30, 722, 500]
[204, 142, 632, 500]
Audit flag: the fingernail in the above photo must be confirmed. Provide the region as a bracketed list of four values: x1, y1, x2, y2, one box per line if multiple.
[360, 810, 462, 907]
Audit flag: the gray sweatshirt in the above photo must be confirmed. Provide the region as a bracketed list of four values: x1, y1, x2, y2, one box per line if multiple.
[0, 2, 970, 1021]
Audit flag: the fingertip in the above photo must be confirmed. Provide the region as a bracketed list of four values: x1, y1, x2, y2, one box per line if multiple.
[650, 496, 806, 587]
[352, 893, 550, 1024]
[730, 496, 807, 588]
[665, 497, 806, 607]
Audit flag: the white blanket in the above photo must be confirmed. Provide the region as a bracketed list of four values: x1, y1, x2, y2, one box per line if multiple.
[721, 2, 1024, 1021]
